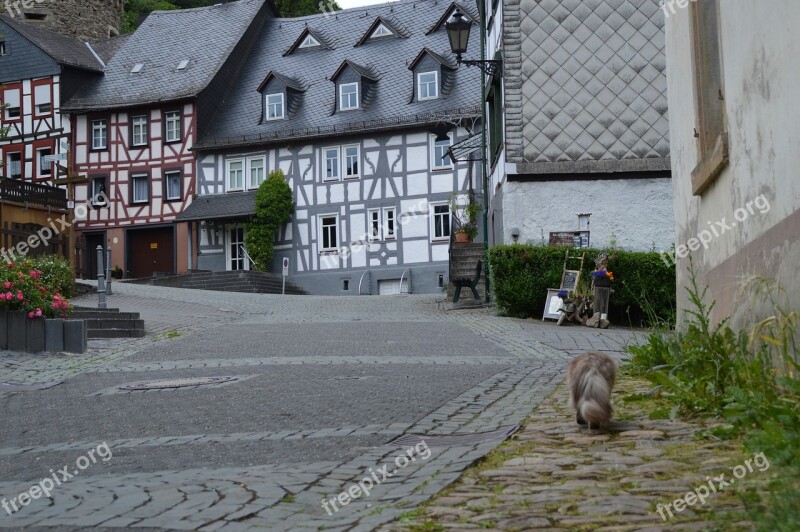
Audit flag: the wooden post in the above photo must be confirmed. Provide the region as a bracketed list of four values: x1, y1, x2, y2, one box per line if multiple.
[52, 160, 88, 273]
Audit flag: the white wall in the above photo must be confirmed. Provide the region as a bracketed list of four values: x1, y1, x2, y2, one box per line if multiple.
[666, 1, 800, 326]
[501, 178, 674, 251]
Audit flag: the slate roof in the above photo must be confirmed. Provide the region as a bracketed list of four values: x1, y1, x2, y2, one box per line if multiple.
[176, 192, 257, 222]
[196, 0, 482, 150]
[62, 0, 267, 112]
[90, 34, 131, 65]
[504, 0, 670, 168]
[0, 16, 104, 72]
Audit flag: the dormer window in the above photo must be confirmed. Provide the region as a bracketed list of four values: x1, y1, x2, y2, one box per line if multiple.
[418, 72, 439, 100]
[340, 83, 359, 111]
[266, 93, 284, 120]
[131, 63, 143, 74]
[299, 34, 320, 49]
[371, 23, 393, 38]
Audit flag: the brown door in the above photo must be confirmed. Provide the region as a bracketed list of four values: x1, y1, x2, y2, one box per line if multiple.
[84, 232, 106, 280]
[128, 227, 174, 279]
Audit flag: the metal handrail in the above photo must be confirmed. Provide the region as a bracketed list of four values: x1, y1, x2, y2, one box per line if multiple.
[358, 270, 371, 295]
[399, 267, 412, 294]
[239, 245, 259, 271]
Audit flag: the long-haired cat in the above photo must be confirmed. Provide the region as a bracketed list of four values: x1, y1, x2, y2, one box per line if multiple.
[567, 352, 616, 429]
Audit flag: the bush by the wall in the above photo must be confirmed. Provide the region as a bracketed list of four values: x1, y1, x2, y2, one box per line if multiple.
[488, 245, 675, 326]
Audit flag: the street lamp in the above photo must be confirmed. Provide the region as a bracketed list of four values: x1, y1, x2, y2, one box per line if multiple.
[445, 12, 502, 78]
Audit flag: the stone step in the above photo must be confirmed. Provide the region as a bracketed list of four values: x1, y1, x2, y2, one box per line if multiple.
[88, 328, 147, 339]
[83, 319, 145, 330]
[72, 311, 141, 320]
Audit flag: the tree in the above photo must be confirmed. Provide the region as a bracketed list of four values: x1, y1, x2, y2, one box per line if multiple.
[122, 0, 340, 33]
[245, 170, 293, 271]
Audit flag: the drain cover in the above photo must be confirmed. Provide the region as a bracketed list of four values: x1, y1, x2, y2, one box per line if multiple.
[119, 376, 239, 391]
[389, 424, 519, 447]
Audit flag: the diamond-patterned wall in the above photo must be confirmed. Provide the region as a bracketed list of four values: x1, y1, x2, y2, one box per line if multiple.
[503, 0, 670, 168]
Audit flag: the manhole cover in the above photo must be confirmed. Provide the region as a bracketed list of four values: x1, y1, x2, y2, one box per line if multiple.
[388, 424, 519, 447]
[119, 376, 239, 391]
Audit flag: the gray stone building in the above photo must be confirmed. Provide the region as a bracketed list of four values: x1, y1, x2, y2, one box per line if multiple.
[483, 0, 673, 251]
[3, 0, 123, 40]
[180, 0, 483, 296]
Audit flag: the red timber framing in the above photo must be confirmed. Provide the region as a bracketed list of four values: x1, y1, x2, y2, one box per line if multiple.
[72, 101, 197, 277]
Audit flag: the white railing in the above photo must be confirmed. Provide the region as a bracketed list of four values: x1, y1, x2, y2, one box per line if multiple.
[358, 270, 371, 295]
[399, 267, 412, 294]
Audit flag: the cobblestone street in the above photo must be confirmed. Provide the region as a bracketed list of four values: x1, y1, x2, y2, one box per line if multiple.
[0, 284, 637, 530]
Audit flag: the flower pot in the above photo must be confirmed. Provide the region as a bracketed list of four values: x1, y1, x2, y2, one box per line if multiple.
[63, 320, 87, 354]
[45, 319, 65, 353]
[0, 307, 7, 350]
[26, 318, 46, 353]
[454, 231, 471, 243]
[594, 276, 611, 288]
[7, 310, 27, 352]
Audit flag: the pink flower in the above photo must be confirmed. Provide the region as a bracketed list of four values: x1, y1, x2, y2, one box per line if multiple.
[16, 290, 23, 301]
[6, 262, 13, 268]
[3, 292, 11, 301]
[3, 281, 11, 289]
[28, 311, 34, 319]
[35, 309, 42, 317]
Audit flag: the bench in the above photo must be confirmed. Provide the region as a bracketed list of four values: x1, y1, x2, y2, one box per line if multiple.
[453, 260, 482, 303]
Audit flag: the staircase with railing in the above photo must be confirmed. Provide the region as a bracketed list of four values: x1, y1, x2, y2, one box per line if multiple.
[447, 217, 486, 302]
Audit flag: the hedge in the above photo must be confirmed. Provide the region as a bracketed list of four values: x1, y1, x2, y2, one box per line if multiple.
[488, 245, 676, 326]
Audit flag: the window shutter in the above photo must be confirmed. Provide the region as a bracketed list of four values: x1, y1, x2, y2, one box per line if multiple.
[34, 85, 51, 105]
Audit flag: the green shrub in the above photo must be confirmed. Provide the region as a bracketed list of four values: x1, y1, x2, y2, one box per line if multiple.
[0, 255, 74, 318]
[244, 170, 294, 271]
[488, 244, 675, 325]
[33, 255, 76, 298]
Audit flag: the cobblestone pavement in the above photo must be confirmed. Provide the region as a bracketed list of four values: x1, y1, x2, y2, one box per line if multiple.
[0, 282, 638, 530]
[385, 376, 757, 531]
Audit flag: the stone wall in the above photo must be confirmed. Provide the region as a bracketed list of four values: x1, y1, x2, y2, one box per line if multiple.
[5, 0, 124, 40]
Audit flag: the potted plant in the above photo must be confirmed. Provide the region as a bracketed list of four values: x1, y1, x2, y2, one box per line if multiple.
[592, 269, 614, 288]
[111, 266, 123, 279]
[449, 191, 480, 243]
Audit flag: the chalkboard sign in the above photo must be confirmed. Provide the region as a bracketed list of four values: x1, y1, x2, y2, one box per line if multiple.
[561, 270, 580, 291]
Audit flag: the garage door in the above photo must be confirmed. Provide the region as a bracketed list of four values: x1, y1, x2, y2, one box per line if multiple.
[378, 279, 409, 295]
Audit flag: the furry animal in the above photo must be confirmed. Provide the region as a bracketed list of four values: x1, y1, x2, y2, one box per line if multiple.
[567, 352, 616, 429]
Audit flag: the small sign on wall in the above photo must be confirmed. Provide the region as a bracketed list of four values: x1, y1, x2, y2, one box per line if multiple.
[150, 243, 158, 250]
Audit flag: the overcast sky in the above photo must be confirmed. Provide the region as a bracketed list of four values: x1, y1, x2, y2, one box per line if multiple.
[337, 0, 398, 9]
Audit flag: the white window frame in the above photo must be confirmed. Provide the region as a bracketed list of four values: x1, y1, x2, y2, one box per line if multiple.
[6, 151, 21, 179]
[383, 207, 396, 240]
[343, 144, 360, 179]
[91, 177, 107, 206]
[266, 93, 284, 121]
[164, 111, 181, 143]
[165, 170, 182, 200]
[131, 173, 149, 204]
[339, 82, 359, 111]
[319, 214, 339, 252]
[131, 115, 148, 147]
[430, 202, 451, 242]
[227, 225, 250, 271]
[323, 146, 340, 182]
[91, 119, 108, 150]
[33, 84, 52, 117]
[4, 88, 20, 120]
[368, 208, 381, 241]
[417, 71, 439, 101]
[299, 34, 320, 49]
[371, 23, 393, 38]
[227, 159, 245, 191]
[36, 147, 52, 178]
[247, 157, 266, 189]
[431, 135, 453, 170]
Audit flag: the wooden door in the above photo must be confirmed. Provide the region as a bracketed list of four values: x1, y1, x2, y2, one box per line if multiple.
[128, 227, 174, 279]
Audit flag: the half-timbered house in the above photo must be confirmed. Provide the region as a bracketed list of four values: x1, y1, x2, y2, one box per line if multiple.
[181, 0, 483, 295]
[62, 0, 276, 279]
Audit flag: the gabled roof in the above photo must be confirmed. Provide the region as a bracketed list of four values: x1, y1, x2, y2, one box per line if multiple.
[283, 27, 334, 56]
[62, 0, 267, 112]
[331, 60, 380, 82]
[195, 0, 481, 150]
[426, 2, 479, 35]
[257, 71, 307, 93]
[90, 34, 131, 65]
[408, 48, 457, 71]
[354, 16, 409, 47]
[0, 15, 104, 72]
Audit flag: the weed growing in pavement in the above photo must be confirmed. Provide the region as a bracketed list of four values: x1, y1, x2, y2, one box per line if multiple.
[625, 260, 800, 529]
